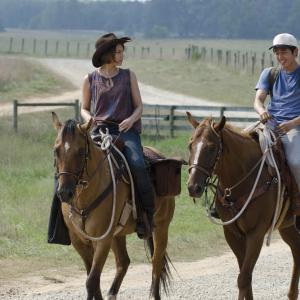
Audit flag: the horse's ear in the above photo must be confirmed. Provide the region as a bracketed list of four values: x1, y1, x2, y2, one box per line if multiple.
[80, 118, 93, 133]
[186, 111, 199, 128]
[214, 116, 226, 131]
[52, 112, 62, 130]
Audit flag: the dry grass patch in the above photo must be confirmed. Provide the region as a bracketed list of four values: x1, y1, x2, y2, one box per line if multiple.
[0, 55, 74, 103]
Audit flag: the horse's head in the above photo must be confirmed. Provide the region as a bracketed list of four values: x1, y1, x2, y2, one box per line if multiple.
[52, 112, 93, 203]
[186, 112, 226, 198]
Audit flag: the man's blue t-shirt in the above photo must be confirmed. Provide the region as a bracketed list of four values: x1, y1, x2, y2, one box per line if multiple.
[255, 66, 300, 124]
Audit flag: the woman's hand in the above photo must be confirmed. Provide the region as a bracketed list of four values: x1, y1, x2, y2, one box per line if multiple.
[277, 120, 297, 135]
[119, 117, 134, 132]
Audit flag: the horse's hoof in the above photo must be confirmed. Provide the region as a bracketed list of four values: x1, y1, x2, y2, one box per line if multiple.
[106, 295, 117, 300]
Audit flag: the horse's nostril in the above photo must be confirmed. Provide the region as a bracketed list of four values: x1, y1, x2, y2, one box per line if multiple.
[188, 183, 203, 197]
[57, 187, 74, 202]
[195, 184, 202, 194]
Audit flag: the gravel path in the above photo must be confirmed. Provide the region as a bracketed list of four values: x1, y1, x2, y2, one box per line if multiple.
[0, 239, 293, 299]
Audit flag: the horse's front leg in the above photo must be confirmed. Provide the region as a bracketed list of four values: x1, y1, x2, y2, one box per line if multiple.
[237, 232, 265, 300]
[86, 239, 111, 300]
[279, 224, 300, 300]
[107, 236, 130, 299]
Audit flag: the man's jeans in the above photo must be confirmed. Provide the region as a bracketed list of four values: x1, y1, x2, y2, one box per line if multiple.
[281, 125, 300, 192]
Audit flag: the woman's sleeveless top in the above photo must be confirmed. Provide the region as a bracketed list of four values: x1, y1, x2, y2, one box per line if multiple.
[88, 68, 141, 133]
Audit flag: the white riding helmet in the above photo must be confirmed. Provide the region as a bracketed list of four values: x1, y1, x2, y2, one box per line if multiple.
[269, 33, 298, 49]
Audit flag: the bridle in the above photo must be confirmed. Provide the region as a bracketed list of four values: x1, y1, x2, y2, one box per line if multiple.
[54, 124, 122, 189]
[188, 122, 223, 183]
[54, 131, 90, 187]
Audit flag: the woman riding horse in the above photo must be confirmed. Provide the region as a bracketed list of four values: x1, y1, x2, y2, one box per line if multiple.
[81, 33, 155, 238]
[51, 112, 175, 300]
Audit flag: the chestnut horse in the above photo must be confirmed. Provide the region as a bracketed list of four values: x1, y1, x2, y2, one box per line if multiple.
[52, 112, 175, 300]
[186, 113, 300, 300]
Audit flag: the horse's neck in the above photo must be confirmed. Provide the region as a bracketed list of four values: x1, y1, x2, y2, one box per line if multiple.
[76, 142, 111, 208]
[216, 128, 262, 187]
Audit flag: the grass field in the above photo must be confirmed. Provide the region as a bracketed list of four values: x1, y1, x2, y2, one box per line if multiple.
[125, 58, 258, 105]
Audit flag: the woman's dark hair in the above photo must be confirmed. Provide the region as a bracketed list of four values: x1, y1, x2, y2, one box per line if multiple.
[101, 43, 125, 65]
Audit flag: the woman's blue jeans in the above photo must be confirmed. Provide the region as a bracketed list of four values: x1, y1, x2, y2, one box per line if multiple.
[98, 125, 155, 215]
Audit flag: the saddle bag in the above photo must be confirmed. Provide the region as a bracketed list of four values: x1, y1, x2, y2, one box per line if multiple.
[150, 159, 184, 197]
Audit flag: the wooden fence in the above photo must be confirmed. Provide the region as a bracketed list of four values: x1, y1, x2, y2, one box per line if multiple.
[0, 36, 282, 74]
[13, 99, 80, 132]
[12, 100, 257, 135]
[142, 104, 257, 137]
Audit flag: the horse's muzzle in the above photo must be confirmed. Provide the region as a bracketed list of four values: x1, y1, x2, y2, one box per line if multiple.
[57, 186, 75, 203]
[187, 183, 204, 198]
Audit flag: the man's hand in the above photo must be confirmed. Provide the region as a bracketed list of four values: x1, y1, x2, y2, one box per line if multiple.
[277, 120, 297, 135]
[119, 117, 134, 132]
[259, 111, 272, 124]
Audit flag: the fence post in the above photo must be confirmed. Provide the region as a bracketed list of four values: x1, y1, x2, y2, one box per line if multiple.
[55, 41, 59, 56]
[86, 42, 90, 57]
[220, 106, 225, 119]
[33, 39, 37, 55]
[9, 37, 13, 53]
[13, 100, 18, 132]
[74, 99, 80, 121]
[169, 106, 175, 137]
[45, 40, 48, 56]
[76, 42, 80, 57]
[21, 38, 25, 53]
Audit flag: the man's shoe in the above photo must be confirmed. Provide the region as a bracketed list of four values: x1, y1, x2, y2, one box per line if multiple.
[210, 207, 220, 219]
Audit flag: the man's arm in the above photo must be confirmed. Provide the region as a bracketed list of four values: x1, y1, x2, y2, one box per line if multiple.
[254, 89, 271, 123]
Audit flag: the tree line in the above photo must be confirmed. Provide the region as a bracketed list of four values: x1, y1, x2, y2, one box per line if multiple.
[0, 0, 300, 39]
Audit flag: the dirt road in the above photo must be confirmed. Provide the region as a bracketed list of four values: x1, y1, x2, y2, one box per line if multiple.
[0, 239, 294, 299]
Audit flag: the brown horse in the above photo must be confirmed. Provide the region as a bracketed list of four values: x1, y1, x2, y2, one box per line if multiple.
[186, 112, 300, 300]
[52, 112, 175, 300]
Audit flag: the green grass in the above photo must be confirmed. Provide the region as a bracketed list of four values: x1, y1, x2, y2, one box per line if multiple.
[125, 58, 258, 106]
[0, 110, 228, 271]
[0, 56, 74, 103]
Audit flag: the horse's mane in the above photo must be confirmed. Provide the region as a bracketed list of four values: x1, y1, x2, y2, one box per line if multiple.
[224, 122, 259, 143]
[202, 117, 258, 142]
[61, 119, 79, 141]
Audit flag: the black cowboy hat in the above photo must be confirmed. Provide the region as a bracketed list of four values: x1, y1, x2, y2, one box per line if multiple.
[92, 33, 131, 68]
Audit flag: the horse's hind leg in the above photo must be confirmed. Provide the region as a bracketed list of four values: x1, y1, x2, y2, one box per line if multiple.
[150, 198, 174, 300]
[107, 236, 130, 299]
[279, 225, 300, 300]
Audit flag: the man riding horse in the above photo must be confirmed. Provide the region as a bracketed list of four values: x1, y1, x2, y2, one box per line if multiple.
[254, 33, 300, 230]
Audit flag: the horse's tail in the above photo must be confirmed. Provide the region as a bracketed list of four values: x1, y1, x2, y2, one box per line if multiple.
[146, 236, 173, 297]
